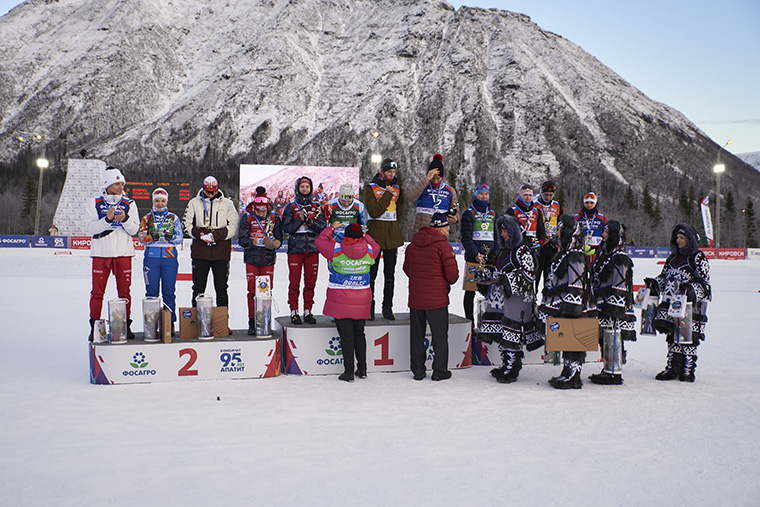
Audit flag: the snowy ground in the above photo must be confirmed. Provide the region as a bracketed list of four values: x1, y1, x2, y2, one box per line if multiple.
[1, 248, 759, 506]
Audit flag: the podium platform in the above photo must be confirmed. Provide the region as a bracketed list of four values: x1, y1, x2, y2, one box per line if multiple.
[277, 313, 473, 375]
[89, 330, 281, 384]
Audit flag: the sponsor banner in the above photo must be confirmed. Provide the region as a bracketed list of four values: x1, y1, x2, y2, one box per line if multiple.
[451, 243, 463, 255]
[700, 248, 716, 259]
[747, 248, 760, 261]
[231, 240, 242, 252]
[132, 237, 145, 251]
[655, 247, 670, 258]
[89, 338, 281, 384]
[717, 248, 746, 260]
[701, 196, 714, 247]
[278, 316, 472, 375]
[626, 246, 655, 258]
[31, 235, 69, 249]
[0, 235, 30, 248]
[71, 236, 91, 250]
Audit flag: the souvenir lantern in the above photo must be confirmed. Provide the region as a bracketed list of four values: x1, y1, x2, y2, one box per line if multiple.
[602, 327, 623, 375]
[142, 297, 161, 342]
[196, 294, 214, 340]
[108, 298, 128, 344]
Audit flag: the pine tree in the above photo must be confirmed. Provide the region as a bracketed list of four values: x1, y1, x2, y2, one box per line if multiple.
[623, 185, 637, 210]
[744, 197, 758, 248]
[678, 188, 690, 222]
[723, 190, 736, 247]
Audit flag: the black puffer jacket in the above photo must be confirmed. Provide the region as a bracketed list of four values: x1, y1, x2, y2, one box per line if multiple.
[281, 176, 327, 254]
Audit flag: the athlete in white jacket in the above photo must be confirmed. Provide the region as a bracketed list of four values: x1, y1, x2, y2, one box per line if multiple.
[86, 167, 139, 341]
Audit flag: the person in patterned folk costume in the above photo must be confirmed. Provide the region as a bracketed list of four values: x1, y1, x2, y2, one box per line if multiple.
[138, 187, 184, 335]
[538, 214, 593, 389]
[87, 167, 139, 341]
[364, 158, 404, 320]
[574, 191, 607, 265]
[506, 184, 546, 258]
[479, 215, 544, 384]
[281, 176, 327, 324]
[238, 187, 283, 335]
[646, 223, 711, 382]
[461, 183, 498, 329]
[588, 220, 636, 385]
[532, 180, 563, 290]
[316, 222, 380, 382]
[406, 153, 460, 236]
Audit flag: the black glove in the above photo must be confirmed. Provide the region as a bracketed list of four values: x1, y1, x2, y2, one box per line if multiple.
[164, 230, 174, 241]
[150, 232, 160, 242]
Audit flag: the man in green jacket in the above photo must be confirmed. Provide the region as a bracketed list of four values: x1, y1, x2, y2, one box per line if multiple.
[363, 158, 404, 320]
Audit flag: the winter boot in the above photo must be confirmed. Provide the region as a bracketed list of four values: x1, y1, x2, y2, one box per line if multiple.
[550, 358, 583, 389]
[290, 310, 302, 325]
[248, 318, 256, 336]
[338, 371, 354, 382]
[680, 347, 697, 382]
[382, 304, 396, 321]
[303, 309, 317, 325]
[589, 370, 623, 385]
[656, 343, 684, 381]
[88, 318, 96, 342]
[126, 319, 135, 340]
[495, 350, 523, 384]
[369, 301, 375, 321]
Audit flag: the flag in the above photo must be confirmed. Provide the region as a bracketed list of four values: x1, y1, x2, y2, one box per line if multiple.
[701, 196, 714, 247]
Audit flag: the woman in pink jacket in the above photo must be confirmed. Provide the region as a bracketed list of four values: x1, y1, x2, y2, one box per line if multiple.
[316, 222, 380, 381]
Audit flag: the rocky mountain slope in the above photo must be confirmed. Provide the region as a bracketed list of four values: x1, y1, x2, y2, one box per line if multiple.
[1, 0, 757, 242]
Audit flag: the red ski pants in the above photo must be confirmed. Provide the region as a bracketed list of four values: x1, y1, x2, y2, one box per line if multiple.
[245, 264, 275, 318]
[90, 256, 132, 320]
[287, 252, 319, 312]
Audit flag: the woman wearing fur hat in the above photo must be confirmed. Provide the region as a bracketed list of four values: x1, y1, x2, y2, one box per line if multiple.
[316, 222, 380, 381]
[588, 220, 636, 385]
[138, 187, 184, 335]
[238, 186, 283, 335]
[406, 154, 460, 236]
[538, 214, 593, 389]
[86, 167, 140, 341]
[480, 215, 544, 383]
[646, 223, 711, 382]
[281, 176, 327, 324]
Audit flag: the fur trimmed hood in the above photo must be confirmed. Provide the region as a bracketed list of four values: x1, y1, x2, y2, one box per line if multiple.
[669, 222, 700, 256]
[557, 214, 582, 251]
[496, 214, 523, 250]
[601, 220, 626, 253]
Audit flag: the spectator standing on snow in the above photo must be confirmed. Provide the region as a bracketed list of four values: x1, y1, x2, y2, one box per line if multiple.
[403, 212, 459, 381]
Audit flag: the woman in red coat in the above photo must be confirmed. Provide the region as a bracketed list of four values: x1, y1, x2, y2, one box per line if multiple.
[403, 212, 460, 381]
[316, 222, 380, 381]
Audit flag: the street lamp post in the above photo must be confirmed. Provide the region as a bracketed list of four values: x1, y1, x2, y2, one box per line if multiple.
[713, 140, 732, 249]
[34, 157, 49, 236]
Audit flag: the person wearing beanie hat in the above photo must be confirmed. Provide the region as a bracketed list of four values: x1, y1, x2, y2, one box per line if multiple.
[461, 183, 498, 333]
[138, 187, 183, 336]
[86, 166, 139, 341]
[586, 220, 636, 385]
[537, 214, 593, 389]
[645, 222, 711, 383]
[316, 216, 380, 381]
[364, 157, 404, 320]
[531, 180, 564, 292]
[574, 191, 607, 264]
[326, 181, 366, 241]
[281, 175, 327, 324]
[403, 211, 459, 381]
[506, 184, 546, 256]
[406, 153, 460, 236]
[238, 186, 284, 335]
[183, 175, 240, 332]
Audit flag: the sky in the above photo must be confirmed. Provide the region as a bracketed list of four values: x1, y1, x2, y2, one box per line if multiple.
[2, 0, 758, 154]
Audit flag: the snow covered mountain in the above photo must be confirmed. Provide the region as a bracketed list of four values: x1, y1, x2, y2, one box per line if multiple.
[738, 152, 760, 172]
[1, 0, 758, 241]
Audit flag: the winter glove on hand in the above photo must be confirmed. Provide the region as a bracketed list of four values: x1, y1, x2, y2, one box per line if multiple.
[164, 230, 174, 241]
[263, 237, 281, 250]
[150, 232, 160, 242]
